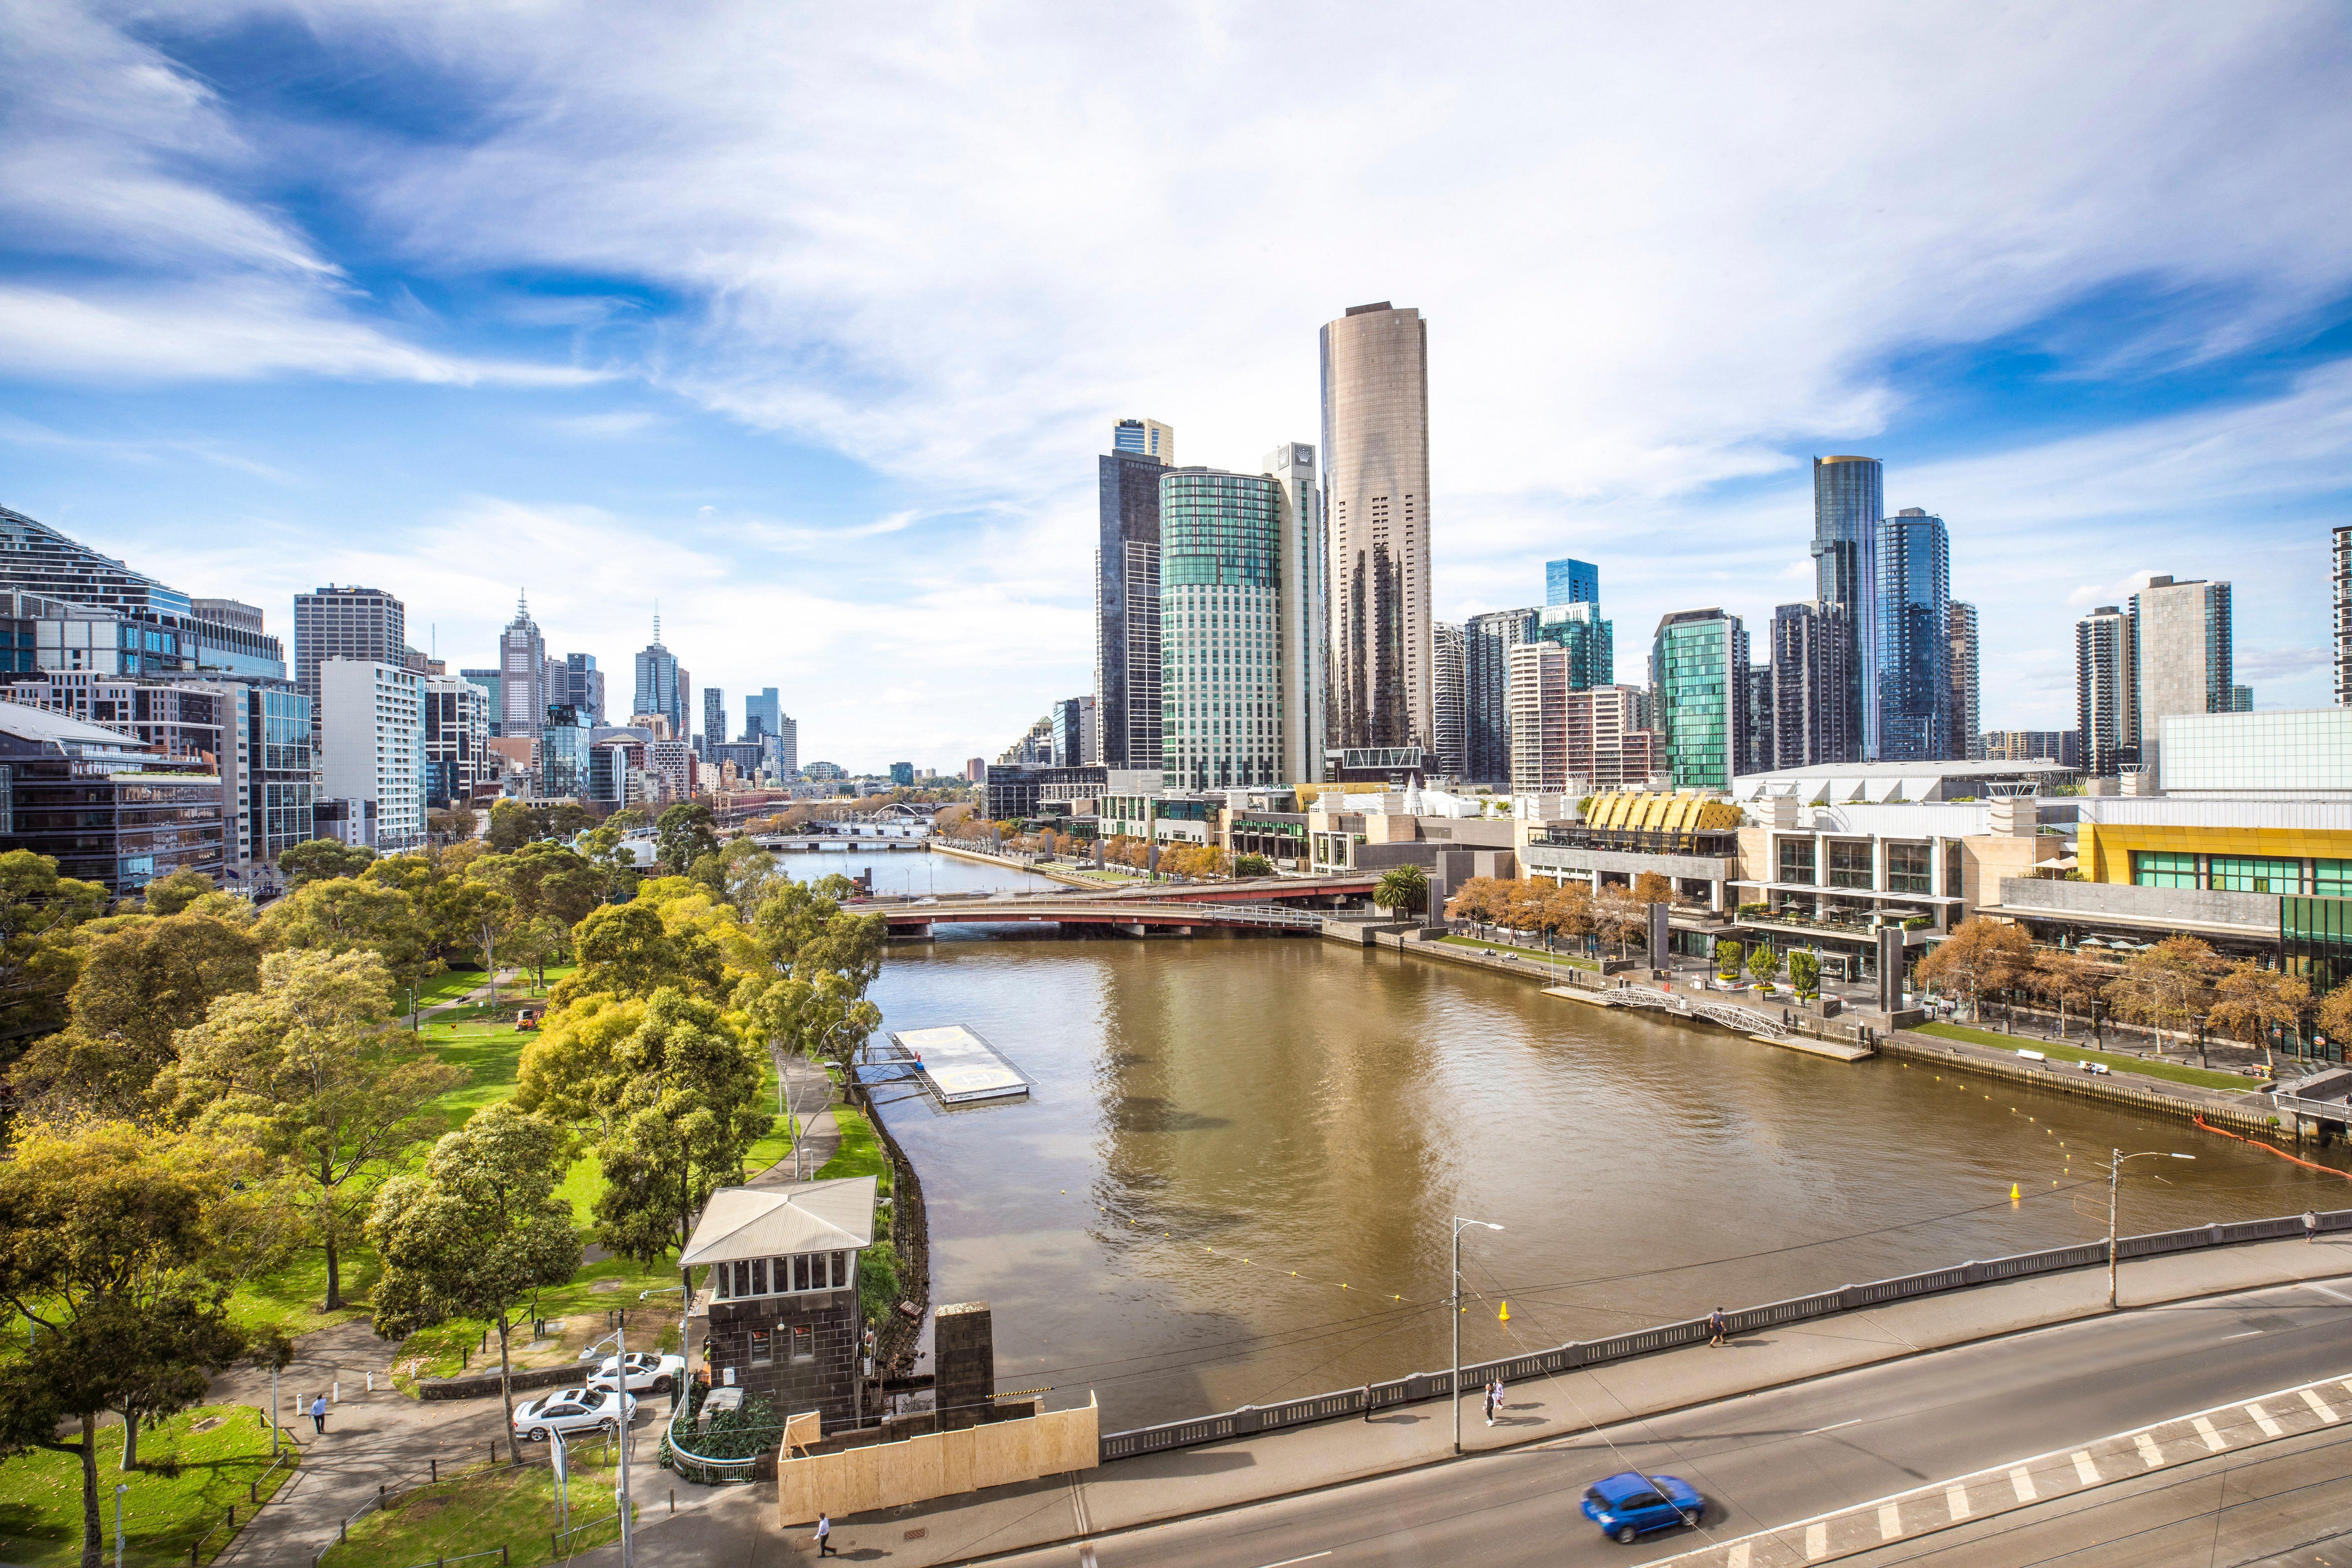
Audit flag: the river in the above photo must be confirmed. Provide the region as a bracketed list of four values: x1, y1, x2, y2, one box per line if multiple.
[790, 850, 2352, 1433]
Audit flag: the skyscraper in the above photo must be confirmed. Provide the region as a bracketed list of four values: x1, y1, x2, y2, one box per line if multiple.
[1432, 621, 1467, 778]
[1947, 601, 1981, 761]
[1810, 455, 1880, 758]
[295, 585, 405, 740]
[1650, 608, 1747, 791]
[1322, 301, 1433, 753]
[1112, 418, 1176, 466]
[1533, 601, 1613, 689]
[1741, 663, 1775, 776]
[562, 653, 604, 724]
[497, 594, 548, 741]
[745, 687, 780, 741]
[1159, 468, 1287, 788]
[633, 618, 689, 741]
[1508, 644, 1658, 795]
[2131, 575, 2234, 778]
[1770, 601, 1857, 769]
[2076, 604, 2136, 778]
[1545, 559, 1599, 607]
[319, 659, 425, 850]
[1096, 448, 1165, 772]
[1463, 607, 1539, 784]
[703, 687, 726, 754]
[1870, 508, 1951, 762]
[1263, 442, 1328, 782]
[2335, 526, 2350, 706]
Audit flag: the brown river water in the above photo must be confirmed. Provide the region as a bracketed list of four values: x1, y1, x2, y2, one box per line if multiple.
[805, 854, 2352, 1432]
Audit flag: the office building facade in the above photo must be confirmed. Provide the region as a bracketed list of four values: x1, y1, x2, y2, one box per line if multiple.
[1095, 448, 1165, 772]
[1322, 302, 1433, 753]
[497, 595, 550, 741]
[633, 623, 690, 744]
[1651, 608, 1747, 791]
[0, 507, 284, 680]
[1463, 607, 1539, 785]
[540, 704, 592, 799]
[703, 687, 727, 754]
[423, 673, 490, 806]
[1049, 695, 1097, 768]
[1741, 663, 1775, 776]
[745, 687, 781, 741]
[562, 653, 604, 724]
[296, 584, 405, 741]
[2132, 575, 2233, 778]
[1948, 601, 1982, 761]
[1432, 622, 1467, 778]
[1770, 601, 1856, 770]
[318, 659, 426, 850]
[1984, 731, 2082, 769]
[2337, 527, 2352, 708]
[1263, 442, 1328, 783]
[1112, 417, 1175, 466]
[1870, 508, 1951, 762]
[1533, 600, 1613, 689]
[1546, 559, 1599, 607]
[1160, 468, 1285, 789]
[1809, 456, 1880, 759]
[0, 704, 227, 894]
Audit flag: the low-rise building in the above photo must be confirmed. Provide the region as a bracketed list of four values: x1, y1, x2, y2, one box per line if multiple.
[681, 1178, 876, 1426]
[0, 703, 225, 893]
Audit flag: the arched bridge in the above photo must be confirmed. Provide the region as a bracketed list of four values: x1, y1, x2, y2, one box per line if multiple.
[871, 899, 1332, 936]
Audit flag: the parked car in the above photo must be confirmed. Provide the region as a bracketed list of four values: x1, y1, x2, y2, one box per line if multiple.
[586, 1351, 685, 1394]
[511, 1386, 637, 1443]
[1581, 1471, 1705, 1544]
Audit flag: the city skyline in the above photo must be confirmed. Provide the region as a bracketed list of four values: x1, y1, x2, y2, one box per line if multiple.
[2, 6, 2349, 768]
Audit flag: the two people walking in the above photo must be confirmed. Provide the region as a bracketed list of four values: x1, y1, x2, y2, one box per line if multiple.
[1482, 1376, 1506, 1427]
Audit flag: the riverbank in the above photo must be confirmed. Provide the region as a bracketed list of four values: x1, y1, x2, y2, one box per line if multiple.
[928, 840, 1106, 890]
[1371, 922, 2294, 1138]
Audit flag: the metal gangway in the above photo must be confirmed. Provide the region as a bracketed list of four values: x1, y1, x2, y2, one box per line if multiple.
[1604, 983, 1787, 1038]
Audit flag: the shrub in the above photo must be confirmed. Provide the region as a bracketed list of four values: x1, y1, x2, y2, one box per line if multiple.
[1715, 939, 1744, 981]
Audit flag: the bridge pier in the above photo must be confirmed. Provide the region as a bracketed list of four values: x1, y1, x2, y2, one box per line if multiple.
[888, 921, 935, 940]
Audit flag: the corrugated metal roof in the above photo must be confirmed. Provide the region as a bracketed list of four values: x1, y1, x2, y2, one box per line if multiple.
[2076, 798, 2352, 831]
[0, 700, 150, 747]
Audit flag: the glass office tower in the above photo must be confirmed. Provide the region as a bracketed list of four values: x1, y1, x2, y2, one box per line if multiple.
[1650, 608, 1748, 790]
[1811, 456, 1880, 759]
[1871, 508, 1952, 762]
[1545, 558, 1599, 607]
[1160, 468, 1285, 789]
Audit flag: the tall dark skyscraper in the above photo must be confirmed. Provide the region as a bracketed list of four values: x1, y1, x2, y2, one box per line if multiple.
[1323, 302, 1433, 752]
[1811, 455, 1880, 760]
[1871, 508, 1951, 762]
[1095, 446, 1166, 771]
[1771, 601, 1856, 769]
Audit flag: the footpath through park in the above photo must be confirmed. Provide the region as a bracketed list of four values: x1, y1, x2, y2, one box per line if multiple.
[748, 1234, 2352, 1567]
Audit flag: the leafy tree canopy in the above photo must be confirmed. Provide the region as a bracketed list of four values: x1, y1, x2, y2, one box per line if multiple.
[277, 837, 377, 889]
[256, 877, 439, 988]
[12, 913, 264, 1114]
[0, 850, 109, 1054]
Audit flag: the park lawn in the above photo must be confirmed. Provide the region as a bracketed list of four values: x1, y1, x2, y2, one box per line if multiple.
[0, 1403, 295, 1568]
[819, 1105, 892, 1193]
[388, 1252, 687, 1390]
[1915, 1022, 2257, 1093]
[415, 967, 488, 1007]
[1436, 934, 1599, 970]
[318, 1447, 631, 1568]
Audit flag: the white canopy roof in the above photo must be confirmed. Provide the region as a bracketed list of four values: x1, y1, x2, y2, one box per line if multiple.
[679, 1178, 877, 1267]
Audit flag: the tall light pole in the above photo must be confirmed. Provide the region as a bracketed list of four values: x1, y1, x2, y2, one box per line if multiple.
[1452, 1216, 1503, 1456]
[2109, 1149, 2195, 1308]
[577, 1321, 637, 1568]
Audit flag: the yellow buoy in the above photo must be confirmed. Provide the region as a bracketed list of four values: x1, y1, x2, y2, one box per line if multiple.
[2010, 1183, 2020, 1203]
[1499, 1301, 1511, 1323]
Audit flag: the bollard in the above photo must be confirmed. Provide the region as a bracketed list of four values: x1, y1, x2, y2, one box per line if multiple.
[366, 1371, 373, 1393]
[669, 1488, 675, 1514]
[377, 1483, 385, 1511]
[333, 1381, 340, 1403]
[430, 1458, 437, 1483]
[463, 1348, 470, 1370]
[227, 1506, 234, 1527]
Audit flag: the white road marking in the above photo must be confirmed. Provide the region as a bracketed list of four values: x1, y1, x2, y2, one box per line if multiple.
[1727, 1546, 1751, 1568]
[1945, 1485, 1971, 1520]
[2193, 1415, 2228, 1452]
[2136, 1433, 2164, 1468]
[1805, 1521, 1828, 1559]
[1878, 1502, 1902, 1541]
[1250, 1556, 1331, 1568]
[1806, 1418, 1863, 1434]
[2302, 1282, 2352, 1304]
[2071, 1451, 2099, 1485]
[2247, 1403, 2285, 1437]
[2303, 1388, 2339, 1423]
[2221, 1330, 2263, 1339]
[2009, 1467, 2036, 1501]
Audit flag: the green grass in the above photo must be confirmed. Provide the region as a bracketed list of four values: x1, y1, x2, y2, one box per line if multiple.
[387, 1252, 686, 1388]
[1915, 1022, 2257, 1092]
[818, 1105, 891, 1193]
[318, 1446, 631, 1568]
[414, 967, 488, 1007]
[0, 1404, 296, 1568]
[1437, 934, 1600, 971]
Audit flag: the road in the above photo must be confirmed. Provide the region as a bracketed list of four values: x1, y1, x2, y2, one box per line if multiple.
[976, 1274, 2352, 1568]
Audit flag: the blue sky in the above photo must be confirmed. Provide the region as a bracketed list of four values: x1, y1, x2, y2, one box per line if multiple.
[3, 2, 2349, 769]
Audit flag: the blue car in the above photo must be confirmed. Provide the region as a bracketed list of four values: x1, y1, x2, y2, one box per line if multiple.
[1581, 1471, 1706, 1544]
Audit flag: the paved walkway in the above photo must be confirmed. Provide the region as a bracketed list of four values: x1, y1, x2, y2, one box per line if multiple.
[209, 1318, 514, 1567]
[752, 1050, 842, 1187]
[761, 1234, 2352, 1567]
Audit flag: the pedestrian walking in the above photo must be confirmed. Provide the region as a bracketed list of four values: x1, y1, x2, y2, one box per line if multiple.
[309, 1394, 328, 1434]
[2306, 1209, 2321, 1244]
[1482, 1385, 1495, 1427]
[1362, 1383, 1376, 1422]
[1708, 1307, 1728, 1348]
[815, 1511, 837, 1557]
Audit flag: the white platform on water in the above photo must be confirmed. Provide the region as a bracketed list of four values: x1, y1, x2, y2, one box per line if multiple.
[888, 1024, 1032, 1104]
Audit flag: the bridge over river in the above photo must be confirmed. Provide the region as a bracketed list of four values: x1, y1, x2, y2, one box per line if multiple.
[847, 872, 1379, 936]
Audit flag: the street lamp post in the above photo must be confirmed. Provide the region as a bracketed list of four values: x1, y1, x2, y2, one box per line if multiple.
[114, 1482, 127, 1568]
[2109, 1149, 2196, 1308]
[577, 1321, 639, 1568]
[1451, 1216, 1504, 1456]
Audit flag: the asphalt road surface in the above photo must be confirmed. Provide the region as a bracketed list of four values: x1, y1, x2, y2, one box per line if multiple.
[987, 1274, 2352, 1568]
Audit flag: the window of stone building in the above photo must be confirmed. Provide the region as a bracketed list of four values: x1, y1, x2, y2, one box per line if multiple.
[1886, 843, 1931, 894]
[831, 1251, 849, 1288]
[750, 1258, 768, 1296]
[749, 1327, 772, 1366]
[791, 1325, 814, 1362]
[793, 1254, 812, 1292]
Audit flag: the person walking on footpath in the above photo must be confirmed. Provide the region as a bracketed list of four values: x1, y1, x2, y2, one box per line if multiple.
[2307, 1209, 2321, 1244]
[1482, 1383, 1495, 1427]
[1708, 1307, 1728, 1347]
[310, 1393, 328, 1434]
[1362, 1383, 1376, 1422]
[815, 1511, 837, 1556]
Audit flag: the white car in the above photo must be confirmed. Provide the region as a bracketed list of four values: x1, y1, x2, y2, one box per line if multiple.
[511, 1386, 637, 1443]
[585, 1351, 685, 1395]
